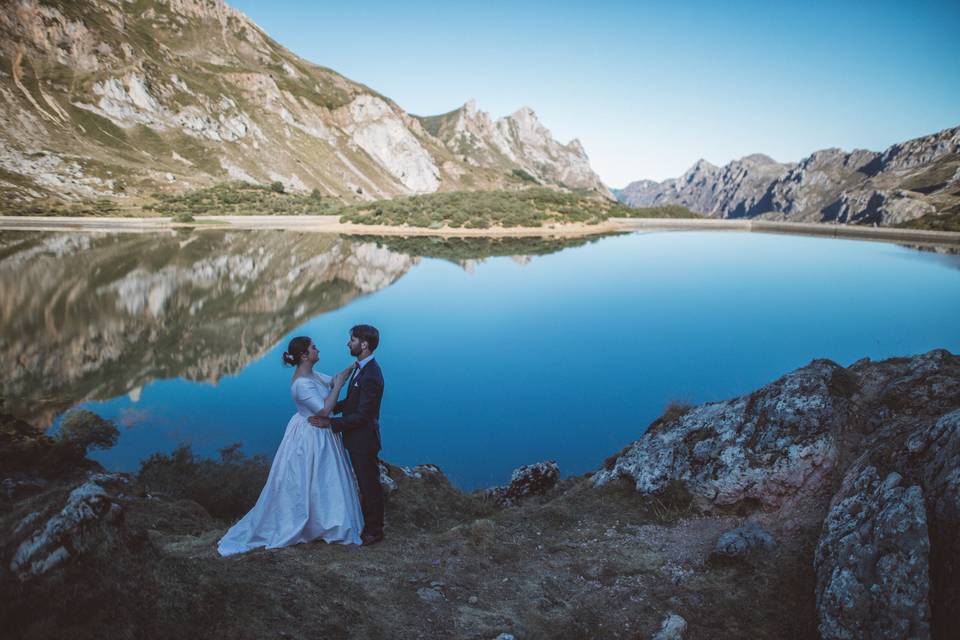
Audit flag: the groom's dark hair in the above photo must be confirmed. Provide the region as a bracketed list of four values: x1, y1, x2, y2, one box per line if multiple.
[351, 324, 379, 352]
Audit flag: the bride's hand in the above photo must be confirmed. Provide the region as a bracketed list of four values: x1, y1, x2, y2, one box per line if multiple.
[333, 363, 355, 386]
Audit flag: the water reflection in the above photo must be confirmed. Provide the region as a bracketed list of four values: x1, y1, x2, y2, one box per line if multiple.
[0, 230, 414, 425]
[0, 230, 595, 426]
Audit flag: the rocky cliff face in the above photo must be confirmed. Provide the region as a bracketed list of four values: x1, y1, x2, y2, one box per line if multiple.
[597, 349, 960, 639]
[416, 99, 613, 198]
[0, 0, 608, 203]
[617, 126, 960, 226]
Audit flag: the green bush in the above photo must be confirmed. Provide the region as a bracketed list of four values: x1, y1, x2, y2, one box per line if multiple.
[138, 443, 269, 520]
[269, 180, 285, 193]
[56, 409, 119, 456]
[172, 212, 195, 223]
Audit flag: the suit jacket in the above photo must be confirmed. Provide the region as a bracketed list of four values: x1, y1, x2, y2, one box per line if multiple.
[330, 358, 383, 455]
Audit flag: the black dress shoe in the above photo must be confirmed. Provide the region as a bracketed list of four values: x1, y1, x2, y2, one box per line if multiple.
[361, 532, 384, 546]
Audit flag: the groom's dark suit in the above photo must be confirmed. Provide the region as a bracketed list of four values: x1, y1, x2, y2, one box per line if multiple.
[330, 358, 384, 537]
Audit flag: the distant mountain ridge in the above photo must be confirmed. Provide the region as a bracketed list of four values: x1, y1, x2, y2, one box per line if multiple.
[615, 126, 960, 225]
[0, 0, 610, 203]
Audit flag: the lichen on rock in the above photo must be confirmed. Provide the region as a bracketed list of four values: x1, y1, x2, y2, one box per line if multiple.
[814, 467, 931, 639]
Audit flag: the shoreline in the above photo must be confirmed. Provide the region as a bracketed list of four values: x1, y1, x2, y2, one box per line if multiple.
[0, 214, 958, 244]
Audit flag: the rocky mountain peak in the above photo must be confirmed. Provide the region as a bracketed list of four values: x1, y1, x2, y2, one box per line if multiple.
[740, 153, 779, 165]
[615, 124, 959, 225]
[679, 159, 719, 185]
[565, 138, 587, 157]
[689, 158, 718, 173]
[417, 100, 612, 198]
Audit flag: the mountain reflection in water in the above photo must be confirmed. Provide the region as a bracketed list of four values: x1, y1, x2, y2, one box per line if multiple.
[0, 230, 598, 426]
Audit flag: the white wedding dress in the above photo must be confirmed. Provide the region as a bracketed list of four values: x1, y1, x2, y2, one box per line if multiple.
[217, 372, 364, 556]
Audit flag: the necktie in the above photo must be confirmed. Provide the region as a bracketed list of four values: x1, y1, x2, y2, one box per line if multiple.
[347, 363, 360, 390]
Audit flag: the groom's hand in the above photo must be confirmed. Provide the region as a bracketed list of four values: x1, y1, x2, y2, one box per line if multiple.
[309, 415, 331, 428]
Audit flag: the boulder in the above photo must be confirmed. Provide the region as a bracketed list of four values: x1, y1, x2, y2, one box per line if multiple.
[814, 467, 930, 640]
[711, 523, 776, 560]
[651, 612, 687, 640]
[485, 460, 560, 506]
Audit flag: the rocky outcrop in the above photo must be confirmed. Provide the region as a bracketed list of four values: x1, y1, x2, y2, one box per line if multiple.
[593, 358, 849, 509]
[0, 0, 607, 202]
[338, 95, 440, 194]
[814, 467, 931, 640]
[484, 460, 560, 506]
[616, 125, 960, 226]
[9, 473, 127, 580]
[595, 349, 960, 637]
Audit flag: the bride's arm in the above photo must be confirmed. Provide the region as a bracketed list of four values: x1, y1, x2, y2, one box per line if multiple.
[317, 373, 346, 416]
[294, 378, 336, 418]
[307, 364, 353, 417]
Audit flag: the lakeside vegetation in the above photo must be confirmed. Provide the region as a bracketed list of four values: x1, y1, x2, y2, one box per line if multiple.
[338, 189, 697, 228]
[352, 234, 611, 262]
[0, 182, 700, 228]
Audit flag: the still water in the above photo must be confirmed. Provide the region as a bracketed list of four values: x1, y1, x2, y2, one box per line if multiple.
[1, 229, 958, 489]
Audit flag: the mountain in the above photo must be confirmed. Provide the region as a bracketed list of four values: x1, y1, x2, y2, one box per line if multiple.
[0, 0, 610, 203]
[616, 126, 960, 225]
[415, 99, 612, 198]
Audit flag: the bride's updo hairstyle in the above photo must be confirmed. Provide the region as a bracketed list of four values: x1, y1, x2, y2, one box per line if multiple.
[282, 336, 311, 367]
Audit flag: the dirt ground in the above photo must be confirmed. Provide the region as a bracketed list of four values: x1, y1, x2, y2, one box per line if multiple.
[2, 468, 822, 640]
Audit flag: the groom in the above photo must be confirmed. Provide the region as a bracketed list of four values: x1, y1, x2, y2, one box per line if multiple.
[310, 324, 385, 546]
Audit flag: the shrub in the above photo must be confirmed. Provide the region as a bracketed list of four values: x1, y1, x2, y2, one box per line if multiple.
[661, 400, 693, 424]
[172, 212, 195, 223]
[138, 443, 269, 520]
[269, 180, 285, 193]
[56, 409, 119, 456]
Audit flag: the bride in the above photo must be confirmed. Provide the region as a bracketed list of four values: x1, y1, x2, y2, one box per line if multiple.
[218, 336, 364, 556]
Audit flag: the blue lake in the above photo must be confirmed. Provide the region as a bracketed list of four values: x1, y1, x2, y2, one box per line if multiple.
[1, 229, 958, 489]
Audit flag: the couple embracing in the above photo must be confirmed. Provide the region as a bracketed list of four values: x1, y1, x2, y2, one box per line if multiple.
[217, 324, 385, 556]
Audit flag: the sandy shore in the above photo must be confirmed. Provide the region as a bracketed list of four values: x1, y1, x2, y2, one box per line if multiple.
[0, 214, 958, 244]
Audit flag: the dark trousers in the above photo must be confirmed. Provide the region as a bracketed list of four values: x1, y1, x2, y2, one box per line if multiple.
[348, 451, 384, 536]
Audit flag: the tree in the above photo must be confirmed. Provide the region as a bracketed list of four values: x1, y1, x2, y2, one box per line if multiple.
[56, 410, 119, 455]
[270, 181, 285, 193]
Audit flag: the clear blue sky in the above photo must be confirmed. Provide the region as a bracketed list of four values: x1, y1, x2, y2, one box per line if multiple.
[231, 0, 960, 186]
